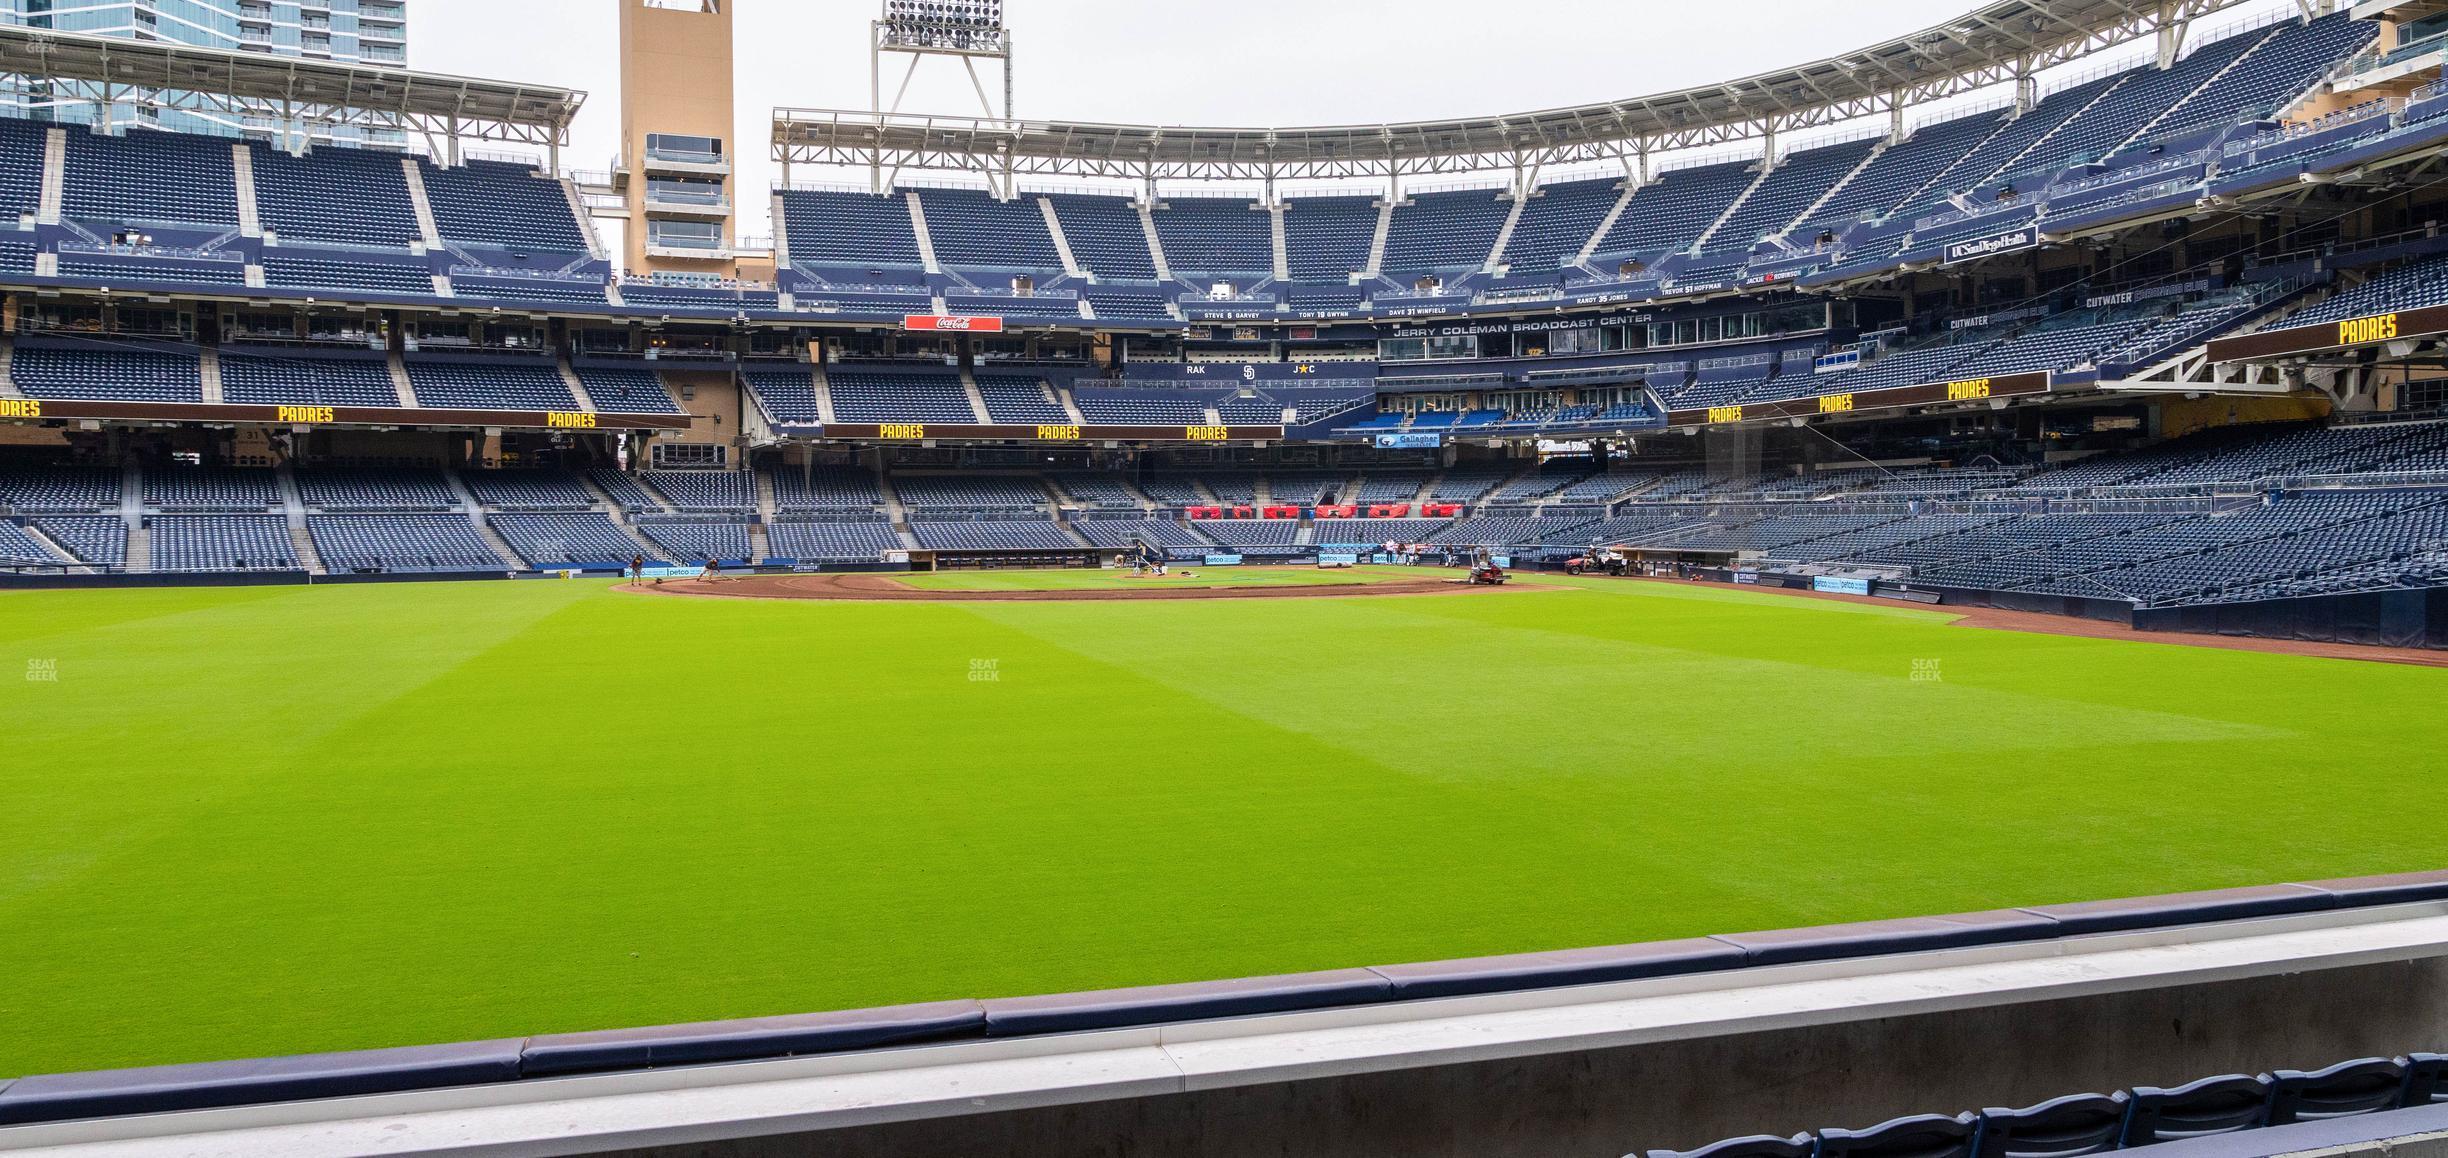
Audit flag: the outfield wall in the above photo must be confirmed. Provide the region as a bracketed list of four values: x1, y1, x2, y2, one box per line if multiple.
[1622, 564, 2448, 651]
[2133, 585, 2448, 651]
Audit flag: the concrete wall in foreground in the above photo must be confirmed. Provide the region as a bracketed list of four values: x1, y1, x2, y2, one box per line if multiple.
[596, 958, 2448, 1158]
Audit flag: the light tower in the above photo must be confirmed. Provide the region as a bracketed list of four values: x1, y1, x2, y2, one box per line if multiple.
[870, 0, 1015, 196]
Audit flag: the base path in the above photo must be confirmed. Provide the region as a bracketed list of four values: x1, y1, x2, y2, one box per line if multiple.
[630, 572, 1539, 603]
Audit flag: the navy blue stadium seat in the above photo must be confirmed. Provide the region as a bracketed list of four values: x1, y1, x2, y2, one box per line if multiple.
[2119, 1074, 2273, 1145]
[2404, 1054, 2448, 1106]
[1973, 1092, 2129, 1158]
[1642, 1134, 1815, 1158]
[2265, 1057, 2409, 1123]
[1817, 1112, 1978, 1158]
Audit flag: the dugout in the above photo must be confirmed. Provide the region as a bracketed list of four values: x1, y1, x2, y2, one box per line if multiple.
[908, 547, 1106, 572]
[1576, 546, 1743, 574]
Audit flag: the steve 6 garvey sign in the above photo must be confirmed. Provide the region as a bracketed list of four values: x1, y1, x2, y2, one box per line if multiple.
[903, 315, 1006, 333]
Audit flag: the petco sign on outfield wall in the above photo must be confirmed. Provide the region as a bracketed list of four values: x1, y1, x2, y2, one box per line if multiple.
[903, 315, 1006, 333]
[1942, 227, 2038, 265]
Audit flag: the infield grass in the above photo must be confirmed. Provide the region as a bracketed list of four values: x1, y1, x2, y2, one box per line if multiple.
[3, 573, 2443, 1077]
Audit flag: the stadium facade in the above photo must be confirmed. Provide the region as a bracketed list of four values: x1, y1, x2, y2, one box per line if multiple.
[0, 0, 2442, 634]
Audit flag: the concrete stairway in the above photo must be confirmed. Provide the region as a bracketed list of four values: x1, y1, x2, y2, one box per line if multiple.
[906, 190, 943, 274]
[275, 463, 323, 574]
[446, 470, 528, 569]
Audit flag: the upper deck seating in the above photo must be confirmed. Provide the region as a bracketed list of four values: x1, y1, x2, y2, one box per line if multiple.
[418, 158, 589, 254]
[1151, 197, 1272, 276]
[1284, 194, 1381, 281]
[61, 128, 237, 228]
[252, 143, 422, 248]
[780, 189, 923, 269]
[1045, 193, 1158, 280]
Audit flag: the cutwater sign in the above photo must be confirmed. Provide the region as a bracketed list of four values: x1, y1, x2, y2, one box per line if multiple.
[1942, 226, 2038, 265]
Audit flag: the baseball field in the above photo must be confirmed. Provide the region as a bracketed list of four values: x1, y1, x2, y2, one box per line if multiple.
[4, 568, 2441, 1078]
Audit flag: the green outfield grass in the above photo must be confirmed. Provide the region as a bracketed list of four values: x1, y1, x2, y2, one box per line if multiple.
[3, 574, 2442, 1077]
[895, 563, 1423, 591]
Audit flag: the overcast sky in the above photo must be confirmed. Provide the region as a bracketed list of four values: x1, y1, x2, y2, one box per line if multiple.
[402, 0, 2289, 241]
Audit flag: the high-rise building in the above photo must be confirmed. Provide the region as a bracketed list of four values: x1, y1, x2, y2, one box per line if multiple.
[0, 0, 410, 142]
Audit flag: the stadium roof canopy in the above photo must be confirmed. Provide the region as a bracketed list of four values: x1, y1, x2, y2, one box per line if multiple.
[776, 0, 2290, 187]
[0, 24, 584, 153]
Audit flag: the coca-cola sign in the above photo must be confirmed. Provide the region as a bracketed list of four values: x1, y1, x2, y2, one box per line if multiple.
[903, 315, 1006, 333]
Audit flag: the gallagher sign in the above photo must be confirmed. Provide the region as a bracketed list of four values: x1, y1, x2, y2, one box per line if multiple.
[903, 314, 1006, 333]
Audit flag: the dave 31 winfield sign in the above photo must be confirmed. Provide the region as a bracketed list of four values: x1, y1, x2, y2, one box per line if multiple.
[903, 315, 1006, 333]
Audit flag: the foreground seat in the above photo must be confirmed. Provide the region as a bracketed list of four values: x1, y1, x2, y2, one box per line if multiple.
[1818, 1112, 1978, 1158]
[1641, 1132, 1816, 1158]
[1974, 1092, 2129, 1158]
[2402, 1053, 2448, 1106]
[2120, 1074, 2272, 1146]
[2266, 1057, 2409, 1123]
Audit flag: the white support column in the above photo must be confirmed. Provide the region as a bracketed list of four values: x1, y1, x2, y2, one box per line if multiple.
[2158, 16, 2187, 69]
